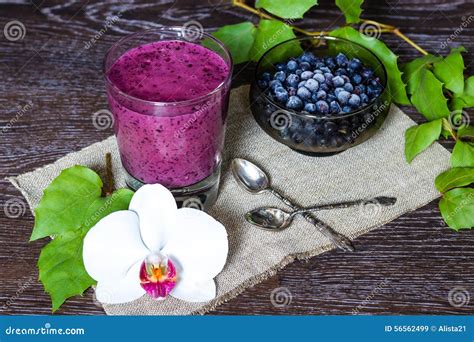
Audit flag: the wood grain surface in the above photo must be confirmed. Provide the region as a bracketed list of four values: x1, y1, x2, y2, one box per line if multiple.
[0, 0, 473, 315]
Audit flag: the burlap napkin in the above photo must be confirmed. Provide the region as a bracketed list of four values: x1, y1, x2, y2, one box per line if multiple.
[9, 85, 451, 315]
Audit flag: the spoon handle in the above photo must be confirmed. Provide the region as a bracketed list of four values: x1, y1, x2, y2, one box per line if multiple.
[269, 189, 355, 252]
[293, 196, 397, 215]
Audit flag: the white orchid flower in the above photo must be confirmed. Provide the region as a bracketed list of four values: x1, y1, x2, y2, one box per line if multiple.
[82, 184, 228, 304]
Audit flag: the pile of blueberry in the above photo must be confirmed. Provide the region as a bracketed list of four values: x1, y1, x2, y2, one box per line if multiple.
[258, 52, 384, 115]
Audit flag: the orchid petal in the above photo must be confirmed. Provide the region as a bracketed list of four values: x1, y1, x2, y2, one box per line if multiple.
[95, 260, 146, 304]
[162, 208, 228, 281]
[171, 278, 216, 302]
[129, 184, 177, 252]
[83, 210, 149, 282]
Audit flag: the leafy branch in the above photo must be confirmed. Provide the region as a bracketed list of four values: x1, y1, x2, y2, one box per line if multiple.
[212, 0, 473, 230]
[30, 157, 134, 311]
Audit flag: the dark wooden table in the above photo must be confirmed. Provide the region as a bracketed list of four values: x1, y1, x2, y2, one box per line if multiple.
[1, 0, 473, 315]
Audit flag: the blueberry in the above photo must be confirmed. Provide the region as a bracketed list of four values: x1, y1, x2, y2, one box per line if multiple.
[354, 84, 366, 95]
[325, 57, 336, 69]
[327, 94, 336, 102]
[285, 74, 300, 88]
[313, 69, 323, 74]
[329, 101, 341, 114]
[287, 60, 298, 72]
[275, 63, 286, 71]
[316, 90, 326, 100]
[261, 72, 271, 82]
[257, 80, 268, 89]
[319, 83, 330, 92]
[305, 78, 319, 92]
[341, 75, 351, 84]
[280, 127, 291, 140]
[342, 105, 352, 113]
[300, 62, 311, 71]
[315, 136, 327, 146]
[296, 86, 312, 100]
[287, 87, 297, 96]
[360, 93, 369, 103]
[291, 131, 305, 144]
[336, 53, 348, 66]
[315, 62, 325, 69]
[320, 66, 331, 74]
[300, 52, 316, 64]
[298, 80, 307, 88]
[367, 85, 379, 98]
[295, 69, 303, 76]
[269, 80, 282, 91]
[286, 96, 303, 110]
[274, 87, 289, 103]
[274, 71, 286, 82]
[361, 68, 373, 79]
[339, 119, 350, 130]
[313, 122, 324, 134]
[304, 103, 317, 113]
[352, 73, 362, 84]
[337, 90, 351, 104]
[313, 73, 325, 83]
[301, 71, 314, 80]
[330, 135, 345, 147]
[324, 121, 337, 133]
[348, 58, 361, 71]
[369, 79, 379, 87]
[324, 72, 334, 83]
[348, 94, 361, 108]
[316, 100, 329, 114]
[332, 76, 345, 87]
[343, 83, 354, 92]
[335, 68, 348, 76]
[334, 87, 345, 97]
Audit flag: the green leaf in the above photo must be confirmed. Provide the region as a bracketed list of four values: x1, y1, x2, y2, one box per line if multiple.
[435, 167, 474, 193]
[449, 96, 467, 111]
[249, 20, 300, 62]
[462, 76, 474, 105]
[458, 125, 474, 140]
[255, 0, 317, 19]
[31, 165, 134, 311]
[439, 188, 474, 230]
[330, 26, 410, 105]
[451, 140, 474, 168]
[409, 68, 450, 121]
[335, 0, 364, 24]
[38, 229, 94, 312]
[31, 166, 103, 241]
[212, 22, 257, 65]
[404, 119, 442, 163]
[402, 54, 441, 95]
[433, 46, 466, 94]
[452, 76, 474, 108]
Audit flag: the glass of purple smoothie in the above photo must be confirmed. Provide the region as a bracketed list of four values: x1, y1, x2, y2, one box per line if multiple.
[104, 27, 232, 211]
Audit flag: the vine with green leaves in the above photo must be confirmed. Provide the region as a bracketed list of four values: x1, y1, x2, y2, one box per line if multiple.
[212, 0, 473, 230]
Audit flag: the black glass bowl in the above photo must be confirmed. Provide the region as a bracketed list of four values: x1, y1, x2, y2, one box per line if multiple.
[250, 36, 391, 156]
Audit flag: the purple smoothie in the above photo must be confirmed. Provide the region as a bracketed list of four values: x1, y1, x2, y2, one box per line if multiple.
[106, 40, 231, 188]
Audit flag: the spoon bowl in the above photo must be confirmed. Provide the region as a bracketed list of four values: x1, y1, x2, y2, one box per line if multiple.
[231, 158, 270, 194]
[245, 207, 289, 231]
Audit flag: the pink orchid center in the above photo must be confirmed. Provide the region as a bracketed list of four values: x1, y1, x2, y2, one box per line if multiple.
[139, 252, 177, 299]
